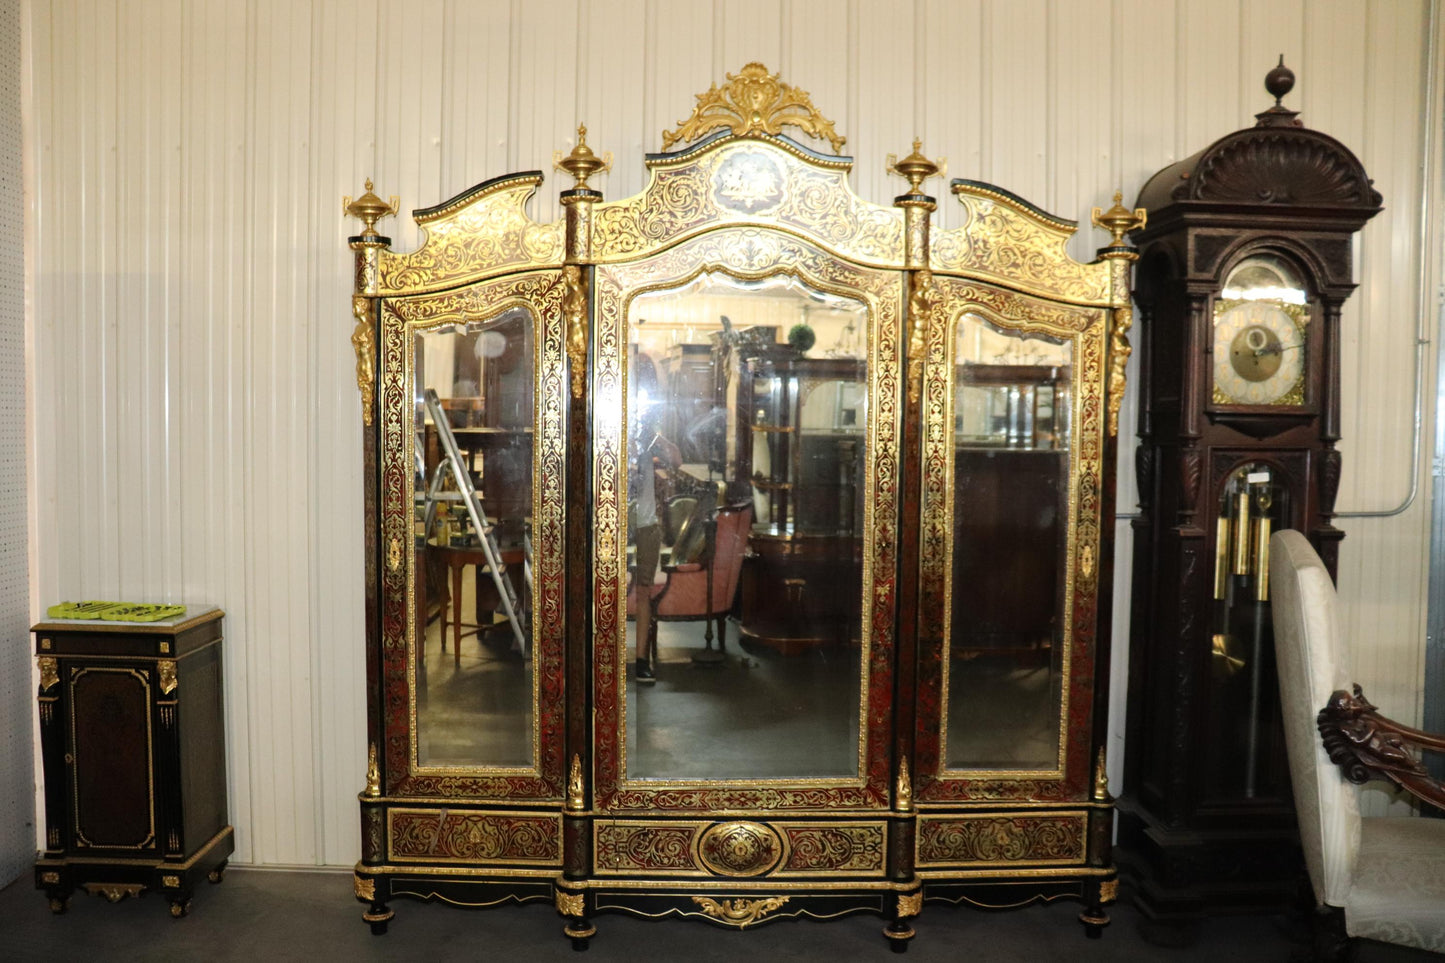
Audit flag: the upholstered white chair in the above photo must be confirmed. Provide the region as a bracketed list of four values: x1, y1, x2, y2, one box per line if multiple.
[1270, 529, 1445, 957]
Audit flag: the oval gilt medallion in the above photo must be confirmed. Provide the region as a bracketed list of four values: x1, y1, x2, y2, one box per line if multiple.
[697, 821, 785, 878]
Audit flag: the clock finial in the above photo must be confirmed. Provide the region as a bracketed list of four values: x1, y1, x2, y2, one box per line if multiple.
[1265, 55, 1295, 106]
[1256, 56, 1302, 128]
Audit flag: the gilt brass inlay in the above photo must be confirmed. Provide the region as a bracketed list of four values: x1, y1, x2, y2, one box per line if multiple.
[690, 895, 791, 929]
[37, 656, 58, 692]
[157, 660, 178, 695]
[661, 63, 843, 153]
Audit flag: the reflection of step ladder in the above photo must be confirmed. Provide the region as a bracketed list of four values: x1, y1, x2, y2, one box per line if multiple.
[422, 388, 528, 656]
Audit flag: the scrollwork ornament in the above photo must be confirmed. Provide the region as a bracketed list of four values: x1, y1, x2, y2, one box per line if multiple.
[351, 296, 377, 427]
[564, 265, 588, 400]
[353, 873, 375, 901]
[555, 889, 585, 917]
[661, 62, 844, 153]
[691, 895, 791, 929]
[897, 890, 923, 919]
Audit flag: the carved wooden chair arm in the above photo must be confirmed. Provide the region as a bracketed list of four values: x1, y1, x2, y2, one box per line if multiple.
[1318, 684, 1445, 809]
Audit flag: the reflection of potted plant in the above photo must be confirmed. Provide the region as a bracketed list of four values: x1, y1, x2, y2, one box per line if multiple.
[787, 323, 816, 353]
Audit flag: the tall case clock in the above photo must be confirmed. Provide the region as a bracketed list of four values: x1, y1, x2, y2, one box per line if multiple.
[1117, 61, 1381, 921]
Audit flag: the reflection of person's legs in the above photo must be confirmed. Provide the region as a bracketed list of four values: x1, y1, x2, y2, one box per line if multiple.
[633, 524, 662, 681]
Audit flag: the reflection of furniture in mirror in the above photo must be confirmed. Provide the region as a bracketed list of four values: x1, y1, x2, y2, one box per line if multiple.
[647, 502, 753, 657]
[732, 349, 865, 652]
[349, 63, 1135, 951]
[952, 364, 1070, 661]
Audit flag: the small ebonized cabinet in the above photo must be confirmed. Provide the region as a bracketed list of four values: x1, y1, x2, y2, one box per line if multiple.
[34, 606, 233, 918]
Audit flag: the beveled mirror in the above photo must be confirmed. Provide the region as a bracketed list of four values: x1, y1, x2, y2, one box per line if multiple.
[619, 270, 868, 781]
[944, 313, 1073, 772]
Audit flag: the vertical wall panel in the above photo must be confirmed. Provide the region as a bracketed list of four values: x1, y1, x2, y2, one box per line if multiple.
[0, 0, 27, 888]
[21, 0, 1442, 865]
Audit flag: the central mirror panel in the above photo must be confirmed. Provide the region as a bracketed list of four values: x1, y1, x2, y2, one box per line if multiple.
[945, 313, 1072, 772]
[623, 272, 867, 781]
[413, 306, 535, 769]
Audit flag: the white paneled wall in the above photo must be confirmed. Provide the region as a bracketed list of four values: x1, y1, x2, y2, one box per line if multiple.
[23, 0, 1443, 866]
[0, 0, 29, 888]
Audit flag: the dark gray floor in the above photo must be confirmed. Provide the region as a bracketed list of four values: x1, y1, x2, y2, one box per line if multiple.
[0, 866, 1345, 962]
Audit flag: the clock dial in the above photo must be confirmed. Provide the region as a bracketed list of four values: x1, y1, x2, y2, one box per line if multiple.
[1212, 300, 1306, 406]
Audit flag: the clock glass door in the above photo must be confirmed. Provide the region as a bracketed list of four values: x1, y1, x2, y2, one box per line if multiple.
[1211, 256, 1309, 407]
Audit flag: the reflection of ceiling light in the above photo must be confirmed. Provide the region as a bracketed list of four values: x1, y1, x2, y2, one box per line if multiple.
[477, 330, 507, 358]
[1221, 285, 1307, 305]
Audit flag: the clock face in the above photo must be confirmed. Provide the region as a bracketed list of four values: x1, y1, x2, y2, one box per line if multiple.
[1212, 300, 1306, 406]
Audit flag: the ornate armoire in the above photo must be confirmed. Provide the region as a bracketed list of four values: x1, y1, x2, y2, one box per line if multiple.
[346, 64, 1140, 949]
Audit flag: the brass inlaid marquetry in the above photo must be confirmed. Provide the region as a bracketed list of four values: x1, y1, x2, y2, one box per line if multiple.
[380, 269, 568, 798]
[594, 821, 886, 878]
[697, 822, 785, 877]
[594, 229, 901, 813]
[378, 174, 564, 296]
[921, 281, 1107, 799]
[932, 184, 1112, 306]
[661, 63, 843, 153]
[591, 138, 905, 269]
[388, 810, 561, 865]
[916, 814, 1087, 867]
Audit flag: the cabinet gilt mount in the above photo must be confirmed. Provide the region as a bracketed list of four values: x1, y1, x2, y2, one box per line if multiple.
[346, 63, 1140, 949]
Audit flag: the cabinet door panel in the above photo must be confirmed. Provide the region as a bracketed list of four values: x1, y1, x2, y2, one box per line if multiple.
[70, 667, 155, 849]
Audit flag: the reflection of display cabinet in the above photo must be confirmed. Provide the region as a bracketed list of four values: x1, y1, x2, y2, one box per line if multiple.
[33, 607, 232, 918]
[733, 351, 865, 651]
[952, 364, 1071, 657]
[346, 64, 1138, 949]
